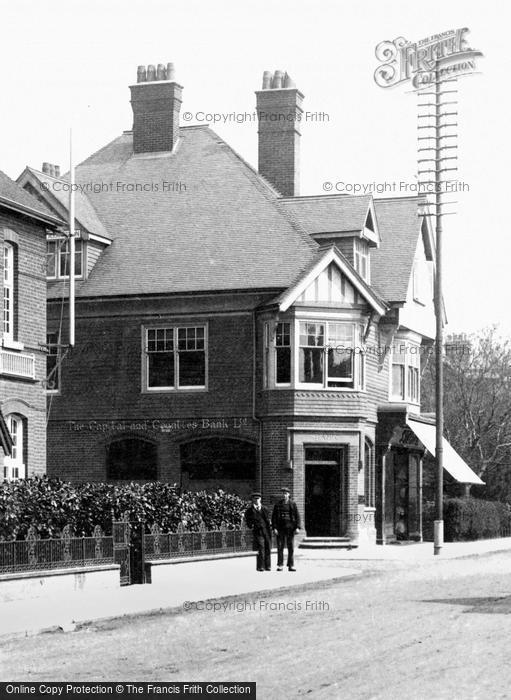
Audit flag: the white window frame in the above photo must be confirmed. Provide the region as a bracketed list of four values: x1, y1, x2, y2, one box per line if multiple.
[3, 414, 25, 480]
[46, 237, 84, 280]
[274, 321, 292, 386]
[143, 323, 208, 392]
[391, 341, 421, 404]
[3, 242, 14, 341]
[295, 319, 365, 391]
[354, 238, 370, 282]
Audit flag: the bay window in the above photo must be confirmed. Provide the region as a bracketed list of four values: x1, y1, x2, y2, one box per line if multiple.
[299, 321, 364, 389]
[265, 319, 365, 390]
[146, 325, 206, 390]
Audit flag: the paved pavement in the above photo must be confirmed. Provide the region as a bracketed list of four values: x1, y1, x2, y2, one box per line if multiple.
[2, 537, 511, 639]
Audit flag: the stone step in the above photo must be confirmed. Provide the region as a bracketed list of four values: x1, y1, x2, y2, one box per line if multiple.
[301, 537, 351, 541]
[299, 537, 355, 550]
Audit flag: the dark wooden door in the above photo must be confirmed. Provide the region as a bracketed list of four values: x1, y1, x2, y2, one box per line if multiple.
[305, 463, 341, 536]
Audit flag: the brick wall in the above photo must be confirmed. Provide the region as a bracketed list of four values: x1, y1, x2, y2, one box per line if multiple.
[46, 293, 264, 481]
[1, 209, 48, 476]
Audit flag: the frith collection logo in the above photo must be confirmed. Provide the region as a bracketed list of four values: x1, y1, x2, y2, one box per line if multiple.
[374, 28, 483, 88]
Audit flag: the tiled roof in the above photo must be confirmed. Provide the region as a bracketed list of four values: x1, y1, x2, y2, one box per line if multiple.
[371, 197, 424, 303]
[24, 168, 111, 240]
[0, 169, 59, 222]
[279, 193, 424, 304]
[41, 126, 422, 307]
[278, 194, 373, 234]
[67, 126, 317, 298]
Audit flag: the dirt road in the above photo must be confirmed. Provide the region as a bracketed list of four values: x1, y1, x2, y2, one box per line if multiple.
[2, 552, 511, 698]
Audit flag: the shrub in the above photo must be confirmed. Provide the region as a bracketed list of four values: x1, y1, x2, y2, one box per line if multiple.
[0, 476, 247, 540]
[423, 496, 510, 542]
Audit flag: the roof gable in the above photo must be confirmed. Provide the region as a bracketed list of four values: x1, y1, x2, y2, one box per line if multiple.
[17, 168, 111, 240]
[371, 197, 427, 303]
[297, 262, 361, 305]
[279, 194, 380, 247]
[274, 246, 387, 314]
[0, 169, 60, 225]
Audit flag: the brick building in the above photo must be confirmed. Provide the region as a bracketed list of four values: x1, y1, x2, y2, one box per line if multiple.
[1, 170, 62, 478]
[18, 64, 482, 544]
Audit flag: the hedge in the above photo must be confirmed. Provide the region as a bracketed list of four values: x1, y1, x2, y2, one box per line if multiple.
[0, 476, 247, 540]
[423, 497, 511, 542]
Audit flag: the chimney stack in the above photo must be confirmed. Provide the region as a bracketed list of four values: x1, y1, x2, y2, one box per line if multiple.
[42, 162, 61, 177]
[130, 62, 182, 154]
[255, 70, 303, 197]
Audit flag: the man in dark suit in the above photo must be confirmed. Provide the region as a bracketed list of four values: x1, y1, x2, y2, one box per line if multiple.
[244, 492, 272, 572]
[272, 487, 301, 571]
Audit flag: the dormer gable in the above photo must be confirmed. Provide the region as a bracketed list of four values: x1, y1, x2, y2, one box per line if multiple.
[278, 194, 380, 283]
[16, 166, 111, 283]
[272, 245, 387, 315]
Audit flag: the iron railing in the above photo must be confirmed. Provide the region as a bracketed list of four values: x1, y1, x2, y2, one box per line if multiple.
[0, 520, 256, 579]
[145, 521, 254, 560]
[0, 525, 114, 574]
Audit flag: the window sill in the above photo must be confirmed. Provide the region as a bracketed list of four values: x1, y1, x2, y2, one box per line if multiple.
[144, 387, 208, 394]
[265, 386, 367, 393]
[1, 339, 24, 351]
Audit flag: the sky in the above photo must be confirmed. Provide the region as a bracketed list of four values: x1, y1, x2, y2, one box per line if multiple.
[1, 0, 509, 336]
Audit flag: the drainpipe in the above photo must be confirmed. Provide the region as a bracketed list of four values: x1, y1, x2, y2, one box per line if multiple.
[252, 310, 263, 494]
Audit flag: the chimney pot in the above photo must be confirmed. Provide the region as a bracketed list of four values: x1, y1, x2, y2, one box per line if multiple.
[42, 162, 50, 174]
[54, 165, 61, 178]
[137, 65, 147, 83]
[130, 63, 182, 153]
[166, 63, 175, 81]
[262, 71, 272, 89]
[283, 73, 295, 88]
[272, 70, 284, 89]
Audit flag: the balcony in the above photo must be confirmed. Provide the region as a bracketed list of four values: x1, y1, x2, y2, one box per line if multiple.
[0, 348, 35, 380]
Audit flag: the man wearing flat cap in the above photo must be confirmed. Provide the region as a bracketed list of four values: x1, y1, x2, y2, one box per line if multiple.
[272, 487, 301, 571]
[244, 492, 272, 572]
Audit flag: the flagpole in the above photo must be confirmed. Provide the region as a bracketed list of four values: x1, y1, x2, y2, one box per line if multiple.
[69, 128, 75, 348]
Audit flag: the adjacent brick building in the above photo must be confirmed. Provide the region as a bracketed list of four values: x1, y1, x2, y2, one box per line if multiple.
[1, 171, 62, 478]
[18, 64, 482, 544]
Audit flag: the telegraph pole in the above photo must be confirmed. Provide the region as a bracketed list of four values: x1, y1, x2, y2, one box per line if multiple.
[69, 129, 75, 348]
[417, 63, 459, 554]
[433, 63, 445, 555]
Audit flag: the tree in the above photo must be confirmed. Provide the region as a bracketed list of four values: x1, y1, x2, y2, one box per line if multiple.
[421, 326, 511, 500]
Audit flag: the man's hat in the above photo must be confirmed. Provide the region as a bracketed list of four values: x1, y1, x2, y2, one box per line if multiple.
[281, 487, 290, 493]
[251, 492, 262, 499]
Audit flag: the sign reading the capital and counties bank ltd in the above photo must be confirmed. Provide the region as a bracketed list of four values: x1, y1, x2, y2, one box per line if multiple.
[374, 28, 483, 88]
[67, 417, 253, 434]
